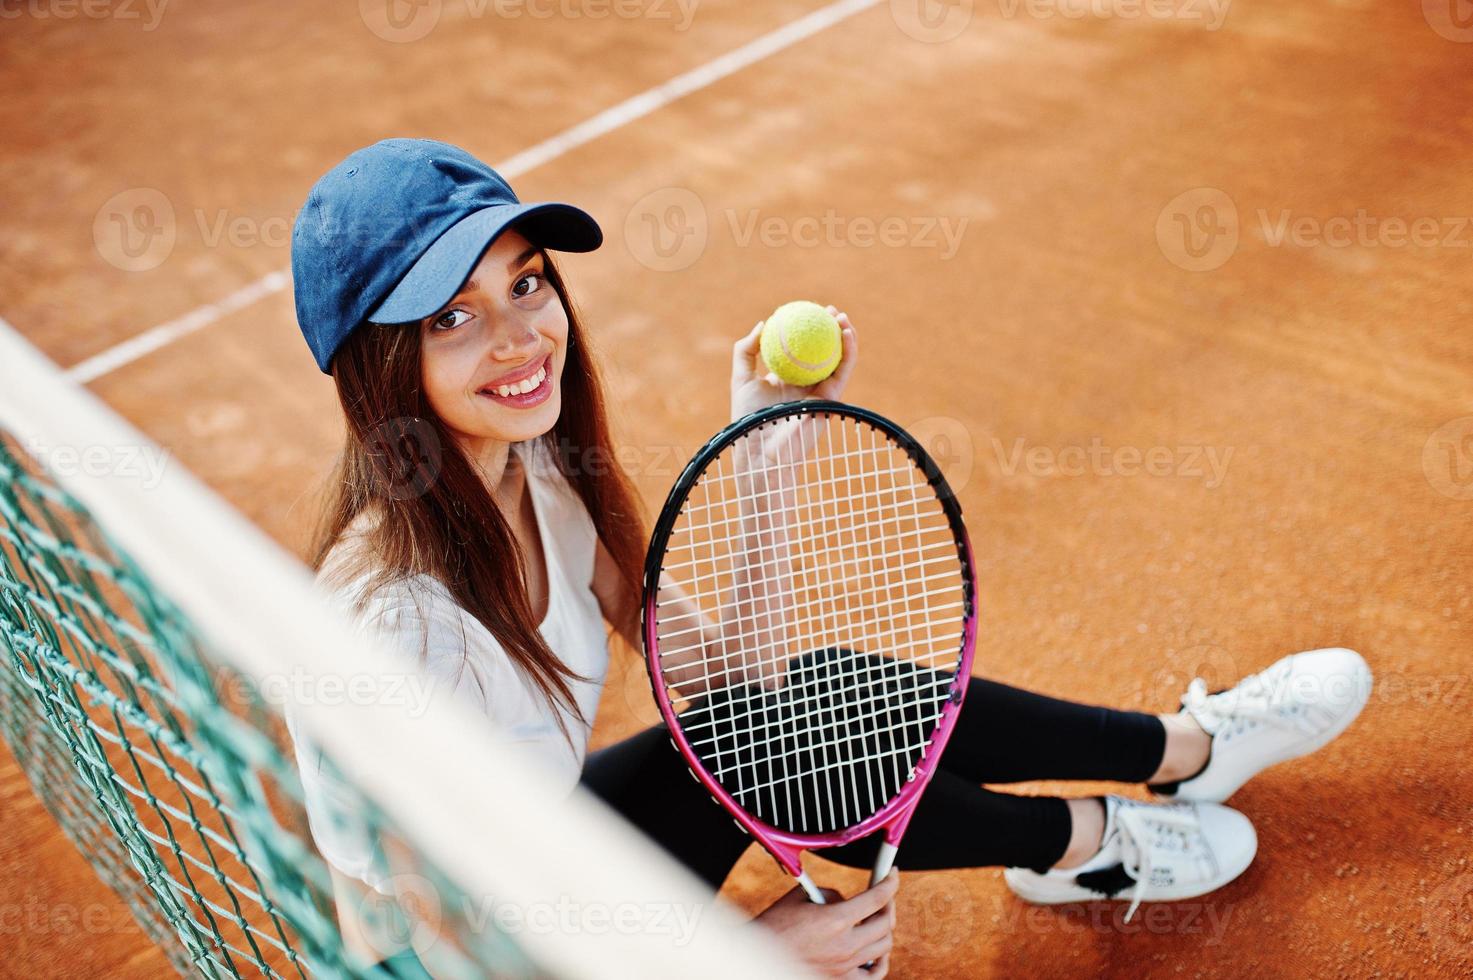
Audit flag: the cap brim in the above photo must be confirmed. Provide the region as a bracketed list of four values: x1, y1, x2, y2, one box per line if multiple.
[366, 202, 602, 324]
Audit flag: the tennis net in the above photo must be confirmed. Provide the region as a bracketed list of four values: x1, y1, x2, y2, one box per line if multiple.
[0, 320, 800, 979]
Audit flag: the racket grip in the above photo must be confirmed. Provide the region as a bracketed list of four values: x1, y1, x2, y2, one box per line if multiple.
[869, 841, 899, 888]
[796, 869, 826, 905]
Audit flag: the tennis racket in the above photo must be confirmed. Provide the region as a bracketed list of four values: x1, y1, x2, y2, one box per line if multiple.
[641, 400, 978, 904]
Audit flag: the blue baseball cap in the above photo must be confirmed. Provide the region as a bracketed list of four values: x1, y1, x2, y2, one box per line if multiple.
[291, 138, 602, 373]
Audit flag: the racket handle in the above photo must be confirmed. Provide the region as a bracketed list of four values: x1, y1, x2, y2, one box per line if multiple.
[869, 841, 899, 888]
[796, 869, 826, 904]
[858, 843, 902, 973]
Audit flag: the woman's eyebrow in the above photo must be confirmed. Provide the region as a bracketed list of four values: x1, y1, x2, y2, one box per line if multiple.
[452, 247, 541, 300]
[506, 245, 539, 273]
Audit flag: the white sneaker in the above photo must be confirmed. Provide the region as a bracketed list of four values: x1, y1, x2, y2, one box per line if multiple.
[1150, 647, 1373, 803]
[1003, 795, 1257, 921]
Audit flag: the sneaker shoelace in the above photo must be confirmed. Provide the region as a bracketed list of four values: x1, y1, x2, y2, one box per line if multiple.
[1113, 802, 1202, 922]
[1180, 667, 1310, 741]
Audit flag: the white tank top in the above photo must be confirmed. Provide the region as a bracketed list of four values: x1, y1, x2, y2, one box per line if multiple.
[289, 437, 610, 891]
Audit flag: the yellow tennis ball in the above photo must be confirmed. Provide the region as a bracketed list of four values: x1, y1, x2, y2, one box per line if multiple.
[759, 301, 843, 387]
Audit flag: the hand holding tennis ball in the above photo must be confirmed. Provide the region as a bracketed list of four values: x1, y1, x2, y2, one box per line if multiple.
[761, 301, 844, 386]
[731, 301, 858, 422]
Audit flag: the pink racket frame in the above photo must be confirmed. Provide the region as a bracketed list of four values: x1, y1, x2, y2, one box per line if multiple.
[644, 528, 979, 886]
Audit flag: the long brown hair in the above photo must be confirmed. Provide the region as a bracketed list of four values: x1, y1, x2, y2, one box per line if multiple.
[308, 254, 649, 730]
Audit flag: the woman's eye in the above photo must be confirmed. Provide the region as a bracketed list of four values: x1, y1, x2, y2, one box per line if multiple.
[431, 309, 472, 332]
[513, 272, 543, 298]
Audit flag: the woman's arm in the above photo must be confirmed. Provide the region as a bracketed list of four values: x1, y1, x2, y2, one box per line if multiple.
[591, 426, 808, 696]
[593, 538, 742, 688]
[592, 304, 858, 695]
[592, 536, 643, 654]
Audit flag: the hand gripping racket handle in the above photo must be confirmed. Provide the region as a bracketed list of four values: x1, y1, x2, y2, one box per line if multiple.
[796, 841, 899, 972]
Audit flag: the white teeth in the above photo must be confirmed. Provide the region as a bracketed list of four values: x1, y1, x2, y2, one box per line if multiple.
[491, 365, 546, 397]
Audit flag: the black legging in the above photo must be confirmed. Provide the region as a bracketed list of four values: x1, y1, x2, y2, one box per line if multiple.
[581, 674, 1165, 889]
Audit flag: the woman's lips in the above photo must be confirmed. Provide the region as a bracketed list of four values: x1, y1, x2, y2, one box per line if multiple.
[484, 353, 549, 389]
[479, 357, 553, 408]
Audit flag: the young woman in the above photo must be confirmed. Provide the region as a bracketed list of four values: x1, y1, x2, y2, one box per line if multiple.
[288, 139, 1372, 978]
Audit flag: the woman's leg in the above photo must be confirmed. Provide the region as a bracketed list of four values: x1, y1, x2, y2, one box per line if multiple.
[936, 675, 1211, 785]
[578, 725, 1075, 883]
[579, 725, 749, 890]
[818, 769, 1074, 874]
[579, 676, 1211, 886]
[815, 674, 1207, 873]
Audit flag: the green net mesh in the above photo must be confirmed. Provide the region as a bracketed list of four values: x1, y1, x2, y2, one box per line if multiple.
[0, 429, 545, 979]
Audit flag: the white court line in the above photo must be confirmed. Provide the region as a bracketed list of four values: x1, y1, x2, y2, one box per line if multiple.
[64, 0, 883, 386]
[68, 270, 292, 385]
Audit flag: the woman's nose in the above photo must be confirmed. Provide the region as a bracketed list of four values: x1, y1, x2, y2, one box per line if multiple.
[491, 322, 541, 360]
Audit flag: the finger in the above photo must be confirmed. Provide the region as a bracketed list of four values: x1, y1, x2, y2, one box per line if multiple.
[811, 323, 858, 399]
[838, 934, 894, 974]
[774, 886, 810, 906]
[851, 899, 896, 947]
[830, 322, 859, 384]
[733, 321, 764, 370]
[836, 870, 899, 921]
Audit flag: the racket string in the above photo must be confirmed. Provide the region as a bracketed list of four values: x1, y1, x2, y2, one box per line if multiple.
[656, 414, 969, 834]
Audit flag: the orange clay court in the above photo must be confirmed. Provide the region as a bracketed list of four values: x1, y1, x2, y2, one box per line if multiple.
[2, 1, 1471, 977]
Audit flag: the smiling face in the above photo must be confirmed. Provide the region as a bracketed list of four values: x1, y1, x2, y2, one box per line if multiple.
[417, 228, 567, 467]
